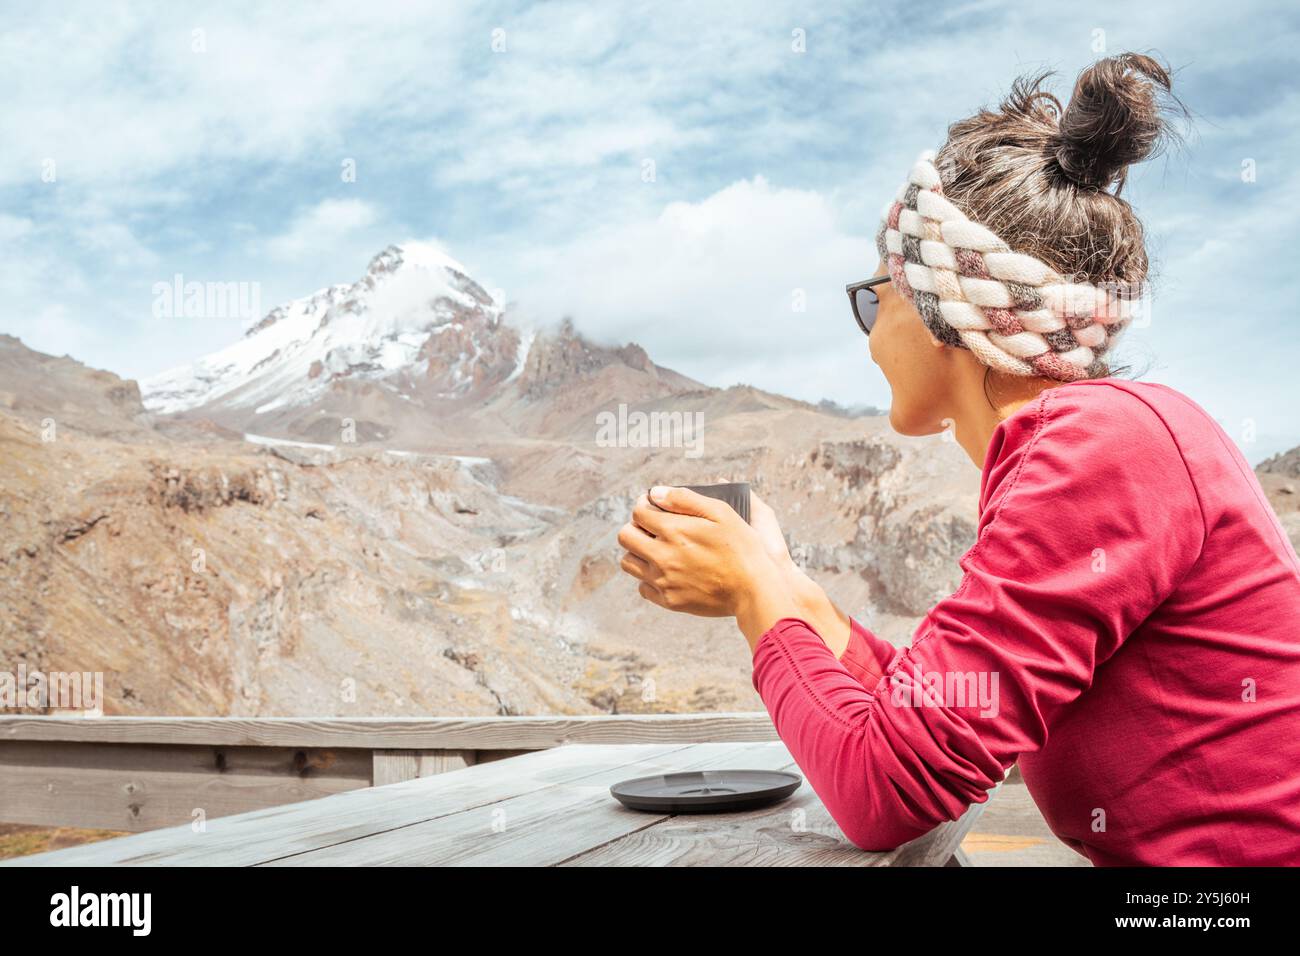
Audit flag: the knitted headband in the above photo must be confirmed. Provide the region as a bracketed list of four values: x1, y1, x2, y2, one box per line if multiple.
[875, 150, 1134, 382]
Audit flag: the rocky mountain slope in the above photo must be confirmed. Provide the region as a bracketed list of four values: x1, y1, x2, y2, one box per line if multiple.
[3, 344, 974, 717]
[1257, 446, 1300, 554]
[0, 335, 153, 440]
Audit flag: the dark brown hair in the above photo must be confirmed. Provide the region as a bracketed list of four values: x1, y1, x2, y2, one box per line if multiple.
[934, 52, 1187, 291]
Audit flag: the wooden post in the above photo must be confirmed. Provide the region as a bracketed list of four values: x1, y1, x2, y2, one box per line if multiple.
[371, 749, 477, 786]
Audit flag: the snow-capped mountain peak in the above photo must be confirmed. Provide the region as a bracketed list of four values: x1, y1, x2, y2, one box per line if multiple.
[142, 243, 516, 415]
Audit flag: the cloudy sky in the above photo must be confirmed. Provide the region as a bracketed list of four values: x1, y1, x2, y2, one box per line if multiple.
[2, 0, 1297, 460]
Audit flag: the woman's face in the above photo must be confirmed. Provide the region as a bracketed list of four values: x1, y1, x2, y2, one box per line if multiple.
[866, 259, 956, 436]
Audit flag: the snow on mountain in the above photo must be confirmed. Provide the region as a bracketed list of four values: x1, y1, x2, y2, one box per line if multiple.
[141, 243, 513, 415]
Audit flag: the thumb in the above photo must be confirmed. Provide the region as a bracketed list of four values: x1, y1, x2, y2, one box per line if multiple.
[648, 485, 722, 520]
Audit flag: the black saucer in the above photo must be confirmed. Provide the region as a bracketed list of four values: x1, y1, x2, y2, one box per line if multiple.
[610, 769, 801, 813]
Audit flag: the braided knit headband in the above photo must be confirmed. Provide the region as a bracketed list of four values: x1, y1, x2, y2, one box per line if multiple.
[876, 150, 1134, 382]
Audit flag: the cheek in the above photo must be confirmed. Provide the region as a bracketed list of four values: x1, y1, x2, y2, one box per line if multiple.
[868, 306, 906, 378]
[871, 306, 947, 435]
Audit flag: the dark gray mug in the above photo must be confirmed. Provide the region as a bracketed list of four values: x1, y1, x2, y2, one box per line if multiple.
[648, 482, 751, 523]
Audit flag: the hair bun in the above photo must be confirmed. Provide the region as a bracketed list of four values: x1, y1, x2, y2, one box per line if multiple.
[1054, 53, 1179, 192]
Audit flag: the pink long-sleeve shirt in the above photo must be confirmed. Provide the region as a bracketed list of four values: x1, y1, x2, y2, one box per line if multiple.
[752, 379, 1300, 865]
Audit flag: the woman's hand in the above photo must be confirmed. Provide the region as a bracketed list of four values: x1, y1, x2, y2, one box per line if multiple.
[617, 486, 801, 649]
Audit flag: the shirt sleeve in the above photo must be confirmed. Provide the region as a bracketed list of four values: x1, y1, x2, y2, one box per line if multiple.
[838, 616, 902, 689]
[751, 385, 1206, 851]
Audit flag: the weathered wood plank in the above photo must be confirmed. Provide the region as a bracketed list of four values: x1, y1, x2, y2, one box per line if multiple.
[265, 742, 794, 866]
[0, 715, 778, 750]
[0, 741, 372, 832]
[371, 749, 476, 786]
[2, 744, 695, 866]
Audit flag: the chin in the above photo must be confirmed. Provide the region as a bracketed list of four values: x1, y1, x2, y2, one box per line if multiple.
[888, 405, 945, 438]
[888, 405, 924, 436]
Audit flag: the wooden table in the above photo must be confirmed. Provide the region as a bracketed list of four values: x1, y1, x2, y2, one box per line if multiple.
[3, 741, 990, 866]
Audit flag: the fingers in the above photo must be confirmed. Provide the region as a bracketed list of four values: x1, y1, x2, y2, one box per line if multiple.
[619, 550, 655, 582]
[620, 545, 670, 608]
[648, 485, 726, 521]
[630, 493, 671, 538]
[637, 580, 669, 609]
[622, 551, 671, 610]
[617, 518, 663, 563]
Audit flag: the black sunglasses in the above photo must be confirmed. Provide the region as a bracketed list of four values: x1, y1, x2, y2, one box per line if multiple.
[845, 275, 891, 336]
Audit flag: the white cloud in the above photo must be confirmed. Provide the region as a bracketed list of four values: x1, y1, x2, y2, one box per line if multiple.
[505, 176, 888, 406]
[0, 214, 33, 242]
[0, 2, 472, 189]
[263, 199, 379, 262]
[72, 219, 159, 269]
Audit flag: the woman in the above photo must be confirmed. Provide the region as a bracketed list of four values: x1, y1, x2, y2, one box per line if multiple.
[617, 53, 1300, 866]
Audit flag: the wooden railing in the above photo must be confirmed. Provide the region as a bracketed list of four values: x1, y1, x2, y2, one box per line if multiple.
[0, 714, 778, 832]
